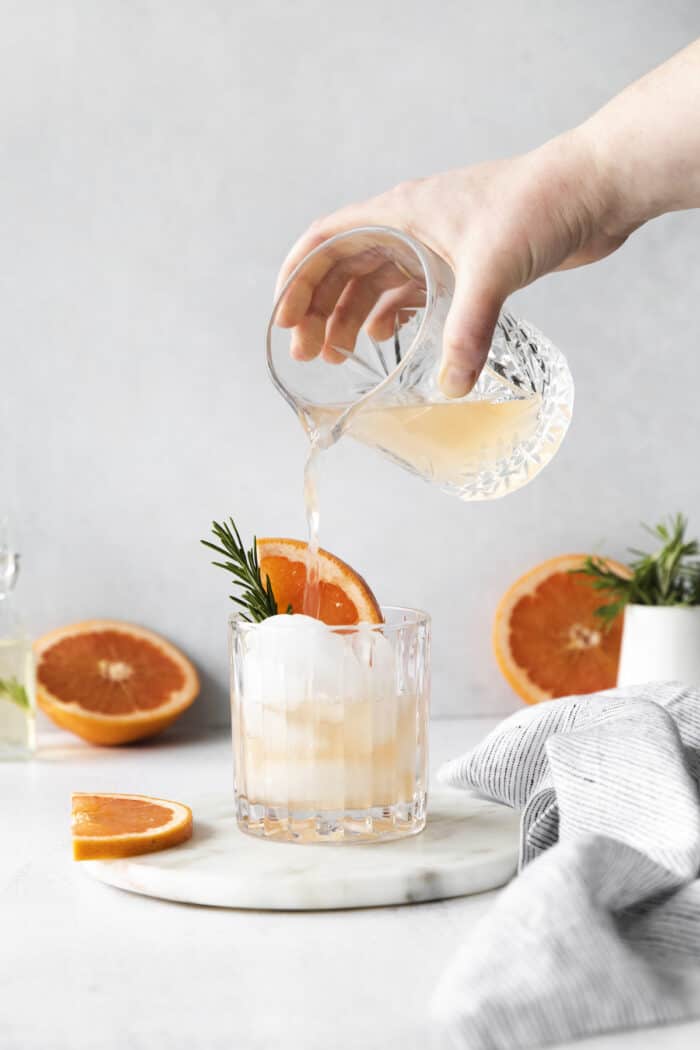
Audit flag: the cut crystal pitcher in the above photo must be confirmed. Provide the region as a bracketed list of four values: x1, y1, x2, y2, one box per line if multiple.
[267, 226, 574, 501]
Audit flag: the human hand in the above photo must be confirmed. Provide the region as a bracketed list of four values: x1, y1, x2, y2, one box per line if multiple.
[273, 132, 629, 397]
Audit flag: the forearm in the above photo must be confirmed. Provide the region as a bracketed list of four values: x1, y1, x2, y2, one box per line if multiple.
[578, 38, 700, 236]
[275, 39, 700, 393]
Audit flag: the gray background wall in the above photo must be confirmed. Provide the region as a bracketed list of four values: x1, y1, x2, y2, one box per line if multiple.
[2, 1, 700, 730]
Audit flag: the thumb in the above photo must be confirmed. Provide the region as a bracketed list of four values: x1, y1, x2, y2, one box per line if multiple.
[438, 267, 510, 398]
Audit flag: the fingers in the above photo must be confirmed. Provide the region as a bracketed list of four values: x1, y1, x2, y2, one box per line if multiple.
[322, 263, 413, 361]
[288, 249, 387, 361]
[276, 249, 341, 330]
[366, 281, 426, 341]
[274, 201, 379, 326]
[438, 268, 510, 398]
[289, 259, 416, 363]
[275, 219, 340, 300]
[289, 311, 329, 362]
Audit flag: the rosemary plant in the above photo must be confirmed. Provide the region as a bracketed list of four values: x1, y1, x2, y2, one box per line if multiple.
[577, 514, 700, 627]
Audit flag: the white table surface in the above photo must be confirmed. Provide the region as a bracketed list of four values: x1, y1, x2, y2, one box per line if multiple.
[2, 717, 698, 1050]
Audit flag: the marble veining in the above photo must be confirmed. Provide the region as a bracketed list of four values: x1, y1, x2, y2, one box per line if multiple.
[83, 789, 519, 910]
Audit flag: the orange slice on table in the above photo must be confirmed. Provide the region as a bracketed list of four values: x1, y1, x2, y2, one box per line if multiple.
[36, 620, 199, 745]
[72, 792, 193, 860]
[257, 537, 383, 625]
[493, 554, 627, 704]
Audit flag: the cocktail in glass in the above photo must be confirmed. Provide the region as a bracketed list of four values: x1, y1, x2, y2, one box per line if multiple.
[229, 607, 430, 843]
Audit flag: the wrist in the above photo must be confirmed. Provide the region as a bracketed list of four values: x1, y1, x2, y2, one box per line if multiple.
[575, 41, 700, 230]
[526, 129, 621, 252]
[574, 118, 653, 239]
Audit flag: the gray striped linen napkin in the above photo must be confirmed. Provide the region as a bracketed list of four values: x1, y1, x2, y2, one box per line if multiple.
[433, 682, 700, 1050]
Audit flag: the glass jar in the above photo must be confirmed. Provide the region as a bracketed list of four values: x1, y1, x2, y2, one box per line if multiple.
[267, 226, 574, 501]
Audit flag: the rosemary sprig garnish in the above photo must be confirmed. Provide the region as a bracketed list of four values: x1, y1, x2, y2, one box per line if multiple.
[202, 518, 289, 622]
[575, 514, 700, 627]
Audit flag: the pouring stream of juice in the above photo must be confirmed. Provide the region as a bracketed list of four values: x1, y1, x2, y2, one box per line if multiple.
[302, 438, 323, 618]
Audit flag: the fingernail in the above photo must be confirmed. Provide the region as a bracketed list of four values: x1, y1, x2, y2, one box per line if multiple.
[439, 365, 476, 399]
[290, 337, 311, 361]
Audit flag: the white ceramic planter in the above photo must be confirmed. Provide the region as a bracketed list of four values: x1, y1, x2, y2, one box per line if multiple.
[617, 604, 700, 686]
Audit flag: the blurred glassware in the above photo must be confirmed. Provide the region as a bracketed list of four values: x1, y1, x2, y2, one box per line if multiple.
[0, 514, 35, 759]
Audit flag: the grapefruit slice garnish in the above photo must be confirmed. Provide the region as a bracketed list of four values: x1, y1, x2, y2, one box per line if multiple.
[493, 554, 626, 704]
[256, 537, 383, 625]
[35, 620, 199, 745]
[72, 792, 193, 860]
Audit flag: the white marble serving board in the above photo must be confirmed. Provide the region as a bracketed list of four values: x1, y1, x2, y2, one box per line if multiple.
[83, 790, 520, 910]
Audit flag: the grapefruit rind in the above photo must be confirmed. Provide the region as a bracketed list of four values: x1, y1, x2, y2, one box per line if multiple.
[256, 537, 383, 625]
[35, 620, 199, 746]
[72, 792, 193, 860]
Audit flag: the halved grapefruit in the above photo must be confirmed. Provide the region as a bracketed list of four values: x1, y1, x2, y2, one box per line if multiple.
[493, 554, 626, 704]
[256, 538, 382, 625]
[36, 621, 199, 745]
[72, 792, 193, 860]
